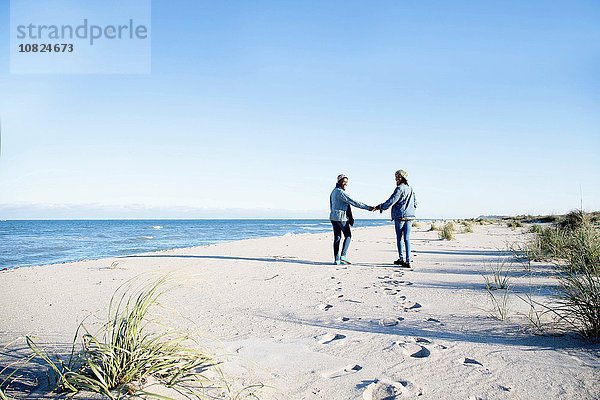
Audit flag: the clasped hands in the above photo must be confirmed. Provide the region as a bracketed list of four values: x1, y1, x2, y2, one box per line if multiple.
[368, 205, 381, 212]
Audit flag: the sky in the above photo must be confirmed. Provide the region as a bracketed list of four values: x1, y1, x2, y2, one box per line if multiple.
[0, 0, 599, 219]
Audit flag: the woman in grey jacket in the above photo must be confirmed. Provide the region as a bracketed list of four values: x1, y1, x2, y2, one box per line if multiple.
[330, 174, 374, 265]
[376, 169, 417, 268]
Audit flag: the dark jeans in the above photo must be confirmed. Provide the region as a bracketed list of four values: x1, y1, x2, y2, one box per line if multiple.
[331, 220, 352, 260]
[394, 219, 412, 262]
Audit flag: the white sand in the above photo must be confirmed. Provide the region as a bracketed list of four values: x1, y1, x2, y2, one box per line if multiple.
[1, 223, 598, 399]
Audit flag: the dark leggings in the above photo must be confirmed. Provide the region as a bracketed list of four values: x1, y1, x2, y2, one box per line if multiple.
[331, 220, 352, 260]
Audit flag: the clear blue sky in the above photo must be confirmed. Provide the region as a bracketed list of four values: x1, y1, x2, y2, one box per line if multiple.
[0, 0, 599, 219]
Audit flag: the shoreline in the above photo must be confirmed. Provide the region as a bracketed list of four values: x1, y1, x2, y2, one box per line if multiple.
[1, 219, 397, 271]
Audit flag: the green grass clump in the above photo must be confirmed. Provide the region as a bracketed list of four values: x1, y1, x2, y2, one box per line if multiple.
[526, 211, 600, 275]
[524, 210, 600, 340]
[554, 267, 600, 340]
[461, 221, 474, 233]
[529, 224, 543, 234]
[438, 222, 455, 240]
[27, 277, 219, 399]
[507, 219, 523, 229]
[483, 257, 512, 290]
[559, 209, 588, 231]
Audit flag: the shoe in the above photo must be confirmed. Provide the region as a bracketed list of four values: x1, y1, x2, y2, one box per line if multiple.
[402, 261, 412, 269]
[393, 259, 403, 265]
[334, 260, 341, 265]
[340, 256, 352, 265]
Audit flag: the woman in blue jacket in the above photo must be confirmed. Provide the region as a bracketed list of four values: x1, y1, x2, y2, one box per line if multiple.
[329, 174, 374, 265]
[376, 170, 417, 268]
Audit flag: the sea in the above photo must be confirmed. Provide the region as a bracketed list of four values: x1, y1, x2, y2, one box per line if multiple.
[0, 219, 393, 270]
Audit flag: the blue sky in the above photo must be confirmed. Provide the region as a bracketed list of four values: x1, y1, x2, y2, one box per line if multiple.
[0, 0, 599, 219]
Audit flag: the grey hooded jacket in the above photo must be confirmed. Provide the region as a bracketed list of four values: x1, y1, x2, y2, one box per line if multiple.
[379, 183, 417, 220]
[329, 187, 370, 222]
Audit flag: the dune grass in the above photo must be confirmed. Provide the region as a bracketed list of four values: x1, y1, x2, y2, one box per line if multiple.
[461, 221, 474, 233]
[25, 277, 229, 399]
[524, 210, 600, 340]
[428, 221, 438, 231]
[482, 257, 512, 290]
[486, 288, 511, 321]
[438, 222, 455, 240]
[506, 219, 523, 229]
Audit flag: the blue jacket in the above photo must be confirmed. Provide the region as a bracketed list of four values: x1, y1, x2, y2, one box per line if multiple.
[329, 186, 370, 222]
[379, 184, 417, 220]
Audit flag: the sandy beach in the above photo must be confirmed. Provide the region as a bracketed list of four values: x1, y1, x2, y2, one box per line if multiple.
[1, 223, 598, 399]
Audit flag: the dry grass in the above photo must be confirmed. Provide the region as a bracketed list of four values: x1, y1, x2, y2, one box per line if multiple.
[25, 277, 259, 399]
[438, 222, 455, 240]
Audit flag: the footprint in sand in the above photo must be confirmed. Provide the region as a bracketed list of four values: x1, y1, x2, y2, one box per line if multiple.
[316, 332, 346, 344]
[361, 379, 422, 399]
[392, 336, 440, 358]
[322, 363, 362, 379]
[397, 342, 430, 358]
[425, 317, 446, 326]
[396, 300, 421, 311]
[318, 303, 333, 311]
[378, 317, 404, 327]
[463, 357, 484, 366]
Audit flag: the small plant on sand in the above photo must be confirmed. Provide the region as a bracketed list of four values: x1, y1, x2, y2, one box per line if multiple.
[461, 221, 473, 233]
[482, 257, 512, 290]
[26, 277, 226, 399]
[412, 221, 421, 228]
[438, 222, 455, 240]
[428, 221, 438, 231]
[486, 288, 511, 321]
[507, 219, 523, 230]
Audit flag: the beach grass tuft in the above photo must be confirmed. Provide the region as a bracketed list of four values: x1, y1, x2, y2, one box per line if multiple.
[506, 219, 523, 229]
[482, 257, 512, 290]
[524, 210, 600, 340]
[25, 277, 228, 399]
[554, 267, 600, 340]
[438, 222, 455, 240]
[428, 221, 438, 231]
[486, 288, 511, 321]
[461, 221, 474, 233]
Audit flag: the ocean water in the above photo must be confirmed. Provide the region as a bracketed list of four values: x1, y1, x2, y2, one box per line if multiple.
[0, 219, 392, 270]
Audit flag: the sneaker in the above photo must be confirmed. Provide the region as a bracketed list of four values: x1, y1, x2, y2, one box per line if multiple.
[393, 259, 403, 265]
[340, 256, 352, 265]
[402, 261, 412, 269]
[334, 260, 341, 265]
